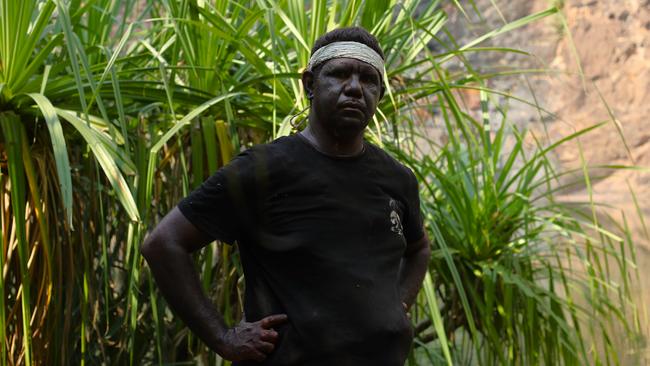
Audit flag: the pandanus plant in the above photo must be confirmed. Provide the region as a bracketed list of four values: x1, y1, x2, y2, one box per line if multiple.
[0, 0, 644, 365]
[0, 0, 148, 364]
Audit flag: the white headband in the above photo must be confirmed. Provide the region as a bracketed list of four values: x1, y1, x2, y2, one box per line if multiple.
[306, 41, 385, 77]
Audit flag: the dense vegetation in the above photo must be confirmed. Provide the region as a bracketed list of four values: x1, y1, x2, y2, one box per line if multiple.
[0, 0, 644, 365]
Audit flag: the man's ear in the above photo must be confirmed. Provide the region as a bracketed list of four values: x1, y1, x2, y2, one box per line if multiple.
[302, 70, 314, 100]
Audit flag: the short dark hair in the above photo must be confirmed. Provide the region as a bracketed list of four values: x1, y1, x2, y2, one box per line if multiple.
[311, 26, 385, 60]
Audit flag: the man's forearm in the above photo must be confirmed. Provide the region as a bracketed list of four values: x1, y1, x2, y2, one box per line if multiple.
[142, 238, 227, 352]
[398, 238, 431, 309]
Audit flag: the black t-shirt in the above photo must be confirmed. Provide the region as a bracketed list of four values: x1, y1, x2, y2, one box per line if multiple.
[178, 133, 425, 366]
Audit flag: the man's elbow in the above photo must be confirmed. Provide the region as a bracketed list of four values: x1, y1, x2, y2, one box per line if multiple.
[140, 232, 157, 261]
[422, 239, 432, 255]
[403, 235, 432, 261]
[418, 241, 431, 261]
[414, 235, 432, 254]
[140, 230, 170, 263]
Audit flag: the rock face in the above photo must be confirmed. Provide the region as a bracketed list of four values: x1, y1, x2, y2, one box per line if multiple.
[443, 0, 649, 358]
[547, 2, 650, 358]
[548, 0, 649, 217]
[445, 0, 649, 245]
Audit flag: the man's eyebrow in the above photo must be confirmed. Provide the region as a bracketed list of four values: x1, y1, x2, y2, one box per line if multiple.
[362, 66, 379, 74]
[361, 66, 380, 78]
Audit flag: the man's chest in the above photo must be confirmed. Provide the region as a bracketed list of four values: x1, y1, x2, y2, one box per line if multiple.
[254, 167, 409, 257]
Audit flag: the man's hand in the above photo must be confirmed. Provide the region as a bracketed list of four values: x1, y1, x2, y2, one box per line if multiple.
[218, 314, 288, 362]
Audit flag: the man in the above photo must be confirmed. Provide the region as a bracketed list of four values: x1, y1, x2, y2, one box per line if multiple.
[141, 27, 431, 366]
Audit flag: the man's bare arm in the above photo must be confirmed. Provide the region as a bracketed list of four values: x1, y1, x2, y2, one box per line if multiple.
[140, 207, 287, 362]
[398, 234, 432, 310]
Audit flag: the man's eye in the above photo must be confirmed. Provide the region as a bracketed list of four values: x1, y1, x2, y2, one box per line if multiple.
[362, 74, 379, 84]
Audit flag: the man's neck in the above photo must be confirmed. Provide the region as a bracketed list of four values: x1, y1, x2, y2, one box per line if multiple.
[301, 122, 365, 157]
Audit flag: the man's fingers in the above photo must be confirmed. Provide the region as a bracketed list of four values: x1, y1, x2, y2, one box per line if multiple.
[260, 314, 288, 329]
[251, 349, 267, 362]
[260, 329, 279, 343]
[258, 341, 275, 354]
[402, 302, 412, 318]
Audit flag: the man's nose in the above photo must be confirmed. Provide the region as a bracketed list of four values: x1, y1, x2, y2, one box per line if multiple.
[343, 74, 363, 98]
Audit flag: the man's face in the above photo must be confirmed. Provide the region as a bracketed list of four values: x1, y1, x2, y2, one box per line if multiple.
[306, 57, 383, 137]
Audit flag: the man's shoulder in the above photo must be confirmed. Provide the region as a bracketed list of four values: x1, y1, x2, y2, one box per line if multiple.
[364, 141, 416, 181]
[234, 134, 300, 163]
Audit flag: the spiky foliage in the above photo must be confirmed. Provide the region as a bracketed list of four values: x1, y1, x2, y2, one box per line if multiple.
[0, 0, 643, 365]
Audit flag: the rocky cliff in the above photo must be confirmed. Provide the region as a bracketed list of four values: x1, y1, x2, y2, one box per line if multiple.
[444, 0, 649, 359]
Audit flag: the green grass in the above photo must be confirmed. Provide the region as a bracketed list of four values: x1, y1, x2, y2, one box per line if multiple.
[0, 0, 644, 364]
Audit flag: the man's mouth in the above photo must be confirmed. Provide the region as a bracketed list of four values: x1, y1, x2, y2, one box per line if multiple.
[339, 107, 365, 118]
[339, 101, 365, 109]
[338, 102, 365, 116]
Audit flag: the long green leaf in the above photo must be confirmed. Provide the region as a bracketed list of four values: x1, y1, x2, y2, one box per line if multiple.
[423, 272, 453, 366]
[26, 93, 73, 226]
[56, 108, 140, 222]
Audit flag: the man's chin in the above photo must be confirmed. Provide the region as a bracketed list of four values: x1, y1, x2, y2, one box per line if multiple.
[333, 117, 369, 137]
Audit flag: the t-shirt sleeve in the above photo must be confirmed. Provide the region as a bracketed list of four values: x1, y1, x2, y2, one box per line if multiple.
[403, 168, 425, 244]
[177, 148, 264, 243]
